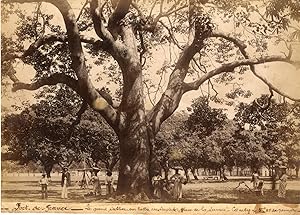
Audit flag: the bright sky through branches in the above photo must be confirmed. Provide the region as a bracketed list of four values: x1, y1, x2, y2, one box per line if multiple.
[1, 0, 300, 118]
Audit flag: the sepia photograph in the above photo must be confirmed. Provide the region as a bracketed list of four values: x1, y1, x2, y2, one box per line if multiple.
[1, 0, 300, 214]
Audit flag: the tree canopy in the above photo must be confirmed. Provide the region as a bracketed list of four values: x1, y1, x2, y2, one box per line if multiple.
[2, 0, 300, 197]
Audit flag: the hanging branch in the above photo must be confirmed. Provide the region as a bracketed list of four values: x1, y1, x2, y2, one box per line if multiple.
[76, 0, 89, 22]
[255, 87, 274, 111]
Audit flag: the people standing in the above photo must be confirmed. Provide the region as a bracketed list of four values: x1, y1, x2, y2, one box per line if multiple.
[170, 168, 186, 200]
[152, 172, 163, 199]
[91, 171, 101, 196]
[278, 167, 288, 198]
[251, 170, 260, 190]
[105, 170, 114, 196]
[39, 173, 49, 199]
[61, 168, 71, 199]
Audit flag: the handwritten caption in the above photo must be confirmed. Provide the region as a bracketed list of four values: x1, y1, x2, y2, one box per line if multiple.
[1, 202, 299, 214]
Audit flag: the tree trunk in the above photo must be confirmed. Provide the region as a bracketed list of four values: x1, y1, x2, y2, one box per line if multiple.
[108, 157, 119, 172]
[191, 168, 199, 180]
[116, 121, 152, 198]
[271, 167, 277, 190]
[296, 166, 299, 178]
[111, 21, 153, 199]
[162, 166, 169, 181]
[43, 161, 54, 178]
[183, 168, 190, 182]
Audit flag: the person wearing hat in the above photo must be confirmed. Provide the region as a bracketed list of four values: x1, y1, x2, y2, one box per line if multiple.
[278, 166, 288, 198]
[39, 173, 49, 199]
[61, 167, 71, 199]
[170, 167, 186, 201]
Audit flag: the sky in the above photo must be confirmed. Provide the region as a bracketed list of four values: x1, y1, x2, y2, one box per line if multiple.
[1, 0, 300, 119]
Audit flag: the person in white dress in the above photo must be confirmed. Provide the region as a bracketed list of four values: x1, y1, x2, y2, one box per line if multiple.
[170, 168, 186, 200]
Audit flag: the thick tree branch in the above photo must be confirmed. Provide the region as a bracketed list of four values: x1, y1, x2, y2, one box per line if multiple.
[209, 31, 300, 102]
[5, 0, 122, 131]
[90, 0, 114, 41]
[107, 0, 132, 36]
[12, 73, 79, 93]
[2, 34, 113, 63]
[184, 55, 299, 93]
[251, 69, 300, 102]
[147, 16, 212, 133]
[2, 34, 64, 62]
[65, 101, 88, 141]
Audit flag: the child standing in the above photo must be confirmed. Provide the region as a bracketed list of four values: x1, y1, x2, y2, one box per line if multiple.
[39, 173, 49, 199]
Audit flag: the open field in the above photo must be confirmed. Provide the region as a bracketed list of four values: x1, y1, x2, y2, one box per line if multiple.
[1, 173, 300, 203]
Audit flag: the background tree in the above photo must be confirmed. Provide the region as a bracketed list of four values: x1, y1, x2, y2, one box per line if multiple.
[2, 86, 119, 176]
[234, 96, 297, 169]
[2, 0, 300, 197]
[75, 108, 120, 172]
[1, 108, 79, 177]
[234, 95, 300, 188]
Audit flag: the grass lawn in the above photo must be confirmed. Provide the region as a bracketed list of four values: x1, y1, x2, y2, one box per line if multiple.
[1, 175, 300, 204]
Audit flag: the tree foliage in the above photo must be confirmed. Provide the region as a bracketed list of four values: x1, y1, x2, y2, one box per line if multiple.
[2, 86, 119, 175]
[2, 0, 300, 195]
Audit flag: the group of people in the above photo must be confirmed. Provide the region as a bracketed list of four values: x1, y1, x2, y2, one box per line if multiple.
[251, 170, 264, 196]
[39, 167, 289, 200]
[152, 168, 187, 201]
[89, 170, 114, 197]
[39, 167, 72, 199]
[251, 166, 288, 199]
[39, 168, 114, 199]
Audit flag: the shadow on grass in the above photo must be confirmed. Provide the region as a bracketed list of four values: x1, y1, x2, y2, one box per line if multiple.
[2, 180, 300, 204]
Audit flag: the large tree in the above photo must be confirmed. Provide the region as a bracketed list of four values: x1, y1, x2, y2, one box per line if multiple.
[1, 108, 79, 177]
[2, 0, 300, 197]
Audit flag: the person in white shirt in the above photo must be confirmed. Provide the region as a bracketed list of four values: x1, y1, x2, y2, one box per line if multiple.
[39, 173, 49, 199]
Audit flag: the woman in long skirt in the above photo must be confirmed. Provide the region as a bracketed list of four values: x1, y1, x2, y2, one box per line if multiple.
[91, 171, 101, 196]
[278, 168, 288, 198]
[170, 169, 186, 200]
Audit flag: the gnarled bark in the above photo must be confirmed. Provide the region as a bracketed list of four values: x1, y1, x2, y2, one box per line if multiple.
[117, 121, 152, 197]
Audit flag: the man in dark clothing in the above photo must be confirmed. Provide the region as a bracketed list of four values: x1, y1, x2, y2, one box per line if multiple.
[61, 168, 71, 199]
